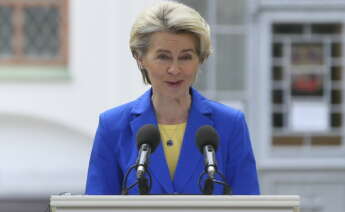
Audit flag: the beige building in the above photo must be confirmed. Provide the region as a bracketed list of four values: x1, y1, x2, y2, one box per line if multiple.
[0, 0, 344, 211]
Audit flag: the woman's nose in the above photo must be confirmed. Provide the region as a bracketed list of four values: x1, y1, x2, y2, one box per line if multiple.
[167, 60, 181, 75]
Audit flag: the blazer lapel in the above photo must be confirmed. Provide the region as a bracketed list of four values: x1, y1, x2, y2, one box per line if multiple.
[129, 89, 174, 194]
[129, 88, 214, 194]
[173, 88, 214, 192]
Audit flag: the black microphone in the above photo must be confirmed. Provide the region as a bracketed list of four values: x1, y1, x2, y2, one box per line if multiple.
[136, 124, 160, 179]
[196, 125, 219, 179]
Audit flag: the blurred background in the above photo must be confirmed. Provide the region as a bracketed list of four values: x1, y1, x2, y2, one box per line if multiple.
[0, 0, 344, 211]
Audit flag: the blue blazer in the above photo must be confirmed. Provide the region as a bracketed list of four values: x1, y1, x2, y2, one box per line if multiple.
[85, 88, 260, 195]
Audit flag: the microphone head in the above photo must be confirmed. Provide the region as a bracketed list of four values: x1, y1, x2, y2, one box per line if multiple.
[196, 125, 219, 153]
[136, 124, 161, 153]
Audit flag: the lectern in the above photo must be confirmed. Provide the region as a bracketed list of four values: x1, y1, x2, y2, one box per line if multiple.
[50, 195, 300, 212]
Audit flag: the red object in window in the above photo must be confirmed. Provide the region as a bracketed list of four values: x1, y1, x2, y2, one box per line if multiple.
[292, 75, 322, 93]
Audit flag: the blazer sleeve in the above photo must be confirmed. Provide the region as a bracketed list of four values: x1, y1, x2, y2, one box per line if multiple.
[85, 114, 123, 194]
[226, 111, 260, 194]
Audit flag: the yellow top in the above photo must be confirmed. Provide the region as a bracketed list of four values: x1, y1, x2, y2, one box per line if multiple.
[158, 122, 186, 179]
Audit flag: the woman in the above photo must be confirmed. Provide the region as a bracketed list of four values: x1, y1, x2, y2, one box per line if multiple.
[86, 1, 259, 195]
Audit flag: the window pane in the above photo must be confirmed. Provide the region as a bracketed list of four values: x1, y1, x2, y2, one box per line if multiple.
[216, 0, 245, 25]
[273, 24, 303, 34]
[178, 0, 207, 19]
[311, 23, 342, 34]
[272, 43, 283, 57]
[194, 62, 208, 90]
[331, 42, 342, 57]
[291, 43, 323, 65]
[311, 136, 341, 146]
[331, 89, 342, 104]
[215, 34, 245, 91]
[272, 136, 304, 146]
[272, 66, 283, 81]
[331, 67, 342, 81]
[272, 113, 284, 128]
[330, 113, 342, 128]
[0, 6, 13, 58]
[23, 6, 60, 58]
[272, 90, 284, 104]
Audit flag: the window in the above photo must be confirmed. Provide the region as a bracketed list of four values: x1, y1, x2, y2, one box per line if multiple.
[271, 23, 344, 151]
[177, 0, 248, 102]
[0, 0, 68, 66]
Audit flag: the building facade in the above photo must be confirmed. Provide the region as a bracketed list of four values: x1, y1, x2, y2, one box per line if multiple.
[0, 0, 344, 211]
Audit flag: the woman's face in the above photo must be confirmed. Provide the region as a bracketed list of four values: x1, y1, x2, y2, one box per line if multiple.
[139, 31, 200, 99]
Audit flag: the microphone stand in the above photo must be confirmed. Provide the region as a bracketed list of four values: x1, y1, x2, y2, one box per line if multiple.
[198, 171, 232, 195]
[121, 164, 153, 195]
[202, 178, 214, 195]
[137, 174, 150, 195]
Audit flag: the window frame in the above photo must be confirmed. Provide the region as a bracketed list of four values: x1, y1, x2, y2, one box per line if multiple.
[253, 11, 345, 165]
[0, 0, 68, 66]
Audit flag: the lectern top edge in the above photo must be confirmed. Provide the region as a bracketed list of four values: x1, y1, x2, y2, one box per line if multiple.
[50, 195, 300, 209]
[51, 195, 300, 201]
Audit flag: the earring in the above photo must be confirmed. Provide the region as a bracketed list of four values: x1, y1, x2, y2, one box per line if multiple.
[138, 62, 144, 70]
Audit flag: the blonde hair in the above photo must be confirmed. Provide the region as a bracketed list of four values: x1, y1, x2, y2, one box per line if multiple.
[130, 1, 211, 84]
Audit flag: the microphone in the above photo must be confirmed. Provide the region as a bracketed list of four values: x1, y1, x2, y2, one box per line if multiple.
[196, 125, 231, 195]
[136, 124, 160, 179]
[196, 125, 219, 179]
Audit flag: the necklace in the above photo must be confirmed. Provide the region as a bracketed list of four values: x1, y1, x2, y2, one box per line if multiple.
[159, 124, 180, 147]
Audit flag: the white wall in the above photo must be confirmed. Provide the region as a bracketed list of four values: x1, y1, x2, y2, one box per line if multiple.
[0, 0, 162, 197]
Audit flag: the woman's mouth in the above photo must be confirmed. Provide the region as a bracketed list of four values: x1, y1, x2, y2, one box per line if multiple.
[165, 80, 184, 88]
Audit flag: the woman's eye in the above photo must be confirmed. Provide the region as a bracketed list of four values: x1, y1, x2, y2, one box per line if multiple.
[157, 54, 170, 60]
[179, 55, 192, 60]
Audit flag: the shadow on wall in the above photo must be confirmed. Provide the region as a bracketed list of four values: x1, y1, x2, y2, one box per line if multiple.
[0, 199, 50, 212]
[0, 113, 93, 201]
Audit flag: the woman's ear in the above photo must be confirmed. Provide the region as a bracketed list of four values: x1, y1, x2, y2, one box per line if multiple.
[138, 61, 144, 70]
[136, 55, 145, 70]
[135, 57, 144, 70]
